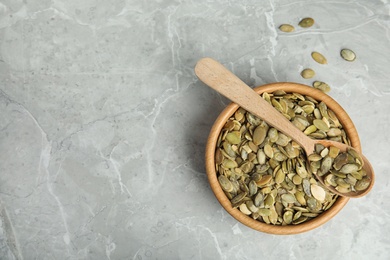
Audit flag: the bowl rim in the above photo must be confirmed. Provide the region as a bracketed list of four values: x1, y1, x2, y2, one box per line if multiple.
[205, 82, 361, 235]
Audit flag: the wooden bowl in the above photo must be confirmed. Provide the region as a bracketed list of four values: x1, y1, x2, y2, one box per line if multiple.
[205, 82, 361, 235]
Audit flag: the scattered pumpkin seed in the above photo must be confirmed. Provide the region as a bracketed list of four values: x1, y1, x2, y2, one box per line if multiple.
[340, 49, 356, 62]
[279, 24, 295, 32]
[301, 68, 315, 79]
[298, 17, 314, 28]
[311, 52, 327, 64]
[312, 81, 331, 93]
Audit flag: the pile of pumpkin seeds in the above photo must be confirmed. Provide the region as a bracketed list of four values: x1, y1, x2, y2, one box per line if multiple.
[309, 144, 371, 193]
[278, 17, 357, 93]
[215, 90, 351, 225]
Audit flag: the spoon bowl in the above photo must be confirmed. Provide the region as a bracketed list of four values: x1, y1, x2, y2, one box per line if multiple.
[313, 139, 374, 197]
[195, 57, 374, 198]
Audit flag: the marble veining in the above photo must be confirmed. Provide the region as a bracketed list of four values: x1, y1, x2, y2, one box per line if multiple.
[0, 0, 390, 259]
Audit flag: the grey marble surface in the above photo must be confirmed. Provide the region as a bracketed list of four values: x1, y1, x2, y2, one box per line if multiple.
[0, 0, 389, 259]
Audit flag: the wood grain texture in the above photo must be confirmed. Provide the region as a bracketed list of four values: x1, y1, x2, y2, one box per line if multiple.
[205, 82, 362, 235]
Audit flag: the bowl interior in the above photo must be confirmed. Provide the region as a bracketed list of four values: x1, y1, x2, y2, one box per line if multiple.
[205, 82, 361, 235]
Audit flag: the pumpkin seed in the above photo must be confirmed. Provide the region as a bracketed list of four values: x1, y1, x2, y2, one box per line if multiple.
[279, 24, 295, 32]
[320, 156, 333, 174]
[327, 128, 342, 137]
[293, 216, 308, 224]
[254, 192, 264, 207]
[218, 175, 234, 192]
[281, 193, 296, 204]
[328, 146, 340, 158]
[295, 191, 306, 205]
[257, 149, 266, 165]
[339, 163, 359, 174]
[304, 125, 317, 135]
[340, 48, 356, 62]
[264, 144, 274, 158]
[234, 108, 245, 121]
[268, 128, 279, 143]
[301, 68, 315, 79]
[298, 17, 314, 28]
[256, 174, 273, 186]
[313, 119, 330, 131]
[275, 169, 286, 184]
[275, 133, 291, 146]
[246, 200, 259, 213]
[311, 51, 327, 64]
[226, 131, 241, 144]
[264, 194, 275, 208]
[313, 81, 331, 93]
[355, 176, 371, 191]
[258, 208, 271, 217]
[311, 184, 326, 202]
[283, 211, 293, 224]
[333, 153, 348, 170]
[239, 203, 252, 215]
[253, 125, 267, 145]
[222, 159, 237, 168]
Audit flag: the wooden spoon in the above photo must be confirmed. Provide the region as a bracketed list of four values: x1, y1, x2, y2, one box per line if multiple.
[195, 57, 374, 198]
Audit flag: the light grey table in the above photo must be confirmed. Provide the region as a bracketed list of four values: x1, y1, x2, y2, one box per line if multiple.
[1, 0, 389, 259]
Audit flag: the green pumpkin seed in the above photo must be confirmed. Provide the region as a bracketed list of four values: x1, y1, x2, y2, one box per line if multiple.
[340, 48, 356, 62]
[231, 192, 247, 205]
[292, 216, 308, 225]
[264, 144, 274, 158]
[283, 211, 293, 224]
[264, 194, 275, 208]
[275, 169, 286, 184]
[258, 208, 271, 217]
[226, 131, 241, 144]
[254, 192, 264, 207]
[279, 24, 295, 32]
[355, 176, 371, 191]
[218, 175, 234, 192]
[311, 184, 326, 202]
[313, 81, 330, 93]
[339, 163, 359, 174]
[311, 52, 327, 64]
[239, 203, 252, 215]
[256, 174, 272, 186]
[301, 68, 315, 79]
[298, 17, 315, 28]
[313, 119, 330, 131]
[281, 193, 296, 204]
[246, 200, 259, 213]
[253, 125, 267, 145]
[222, 159, 238, 168]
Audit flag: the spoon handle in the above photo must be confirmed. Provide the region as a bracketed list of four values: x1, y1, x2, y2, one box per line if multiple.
[195, 57, 314, 154]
